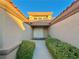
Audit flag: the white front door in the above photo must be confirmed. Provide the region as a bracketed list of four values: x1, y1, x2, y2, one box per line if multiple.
[33, 28, 44, 39]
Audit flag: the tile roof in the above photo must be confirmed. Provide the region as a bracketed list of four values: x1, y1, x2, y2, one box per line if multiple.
[30, 20, 52, 27]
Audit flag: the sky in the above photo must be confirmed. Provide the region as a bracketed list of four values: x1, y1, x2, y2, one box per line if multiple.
[12, 0, 74, 17]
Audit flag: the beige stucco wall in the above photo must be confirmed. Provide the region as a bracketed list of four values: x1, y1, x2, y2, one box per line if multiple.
[22, 23, 32, 40]
[49, 12, 79, 48]
[0, 9, 32, 49]
[0, 48, 18, 59]
[0, 8, 32, 59]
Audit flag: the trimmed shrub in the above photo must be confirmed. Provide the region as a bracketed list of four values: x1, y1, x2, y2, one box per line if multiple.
[16, 40, 35, 59]
[46, 37, 79, 59]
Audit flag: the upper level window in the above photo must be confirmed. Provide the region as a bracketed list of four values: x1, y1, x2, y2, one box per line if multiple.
[42, 17, 47, 20]
[38, 17, 42, 20]
[34, 18, 37, 20]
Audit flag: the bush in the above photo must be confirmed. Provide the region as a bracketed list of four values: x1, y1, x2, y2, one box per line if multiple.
[16, 40, 35, 59]
[46, 37, 79, 59]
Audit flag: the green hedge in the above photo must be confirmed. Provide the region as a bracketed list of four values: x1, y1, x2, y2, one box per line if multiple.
[46, 37, 79, 59]
[16, 40, 35, 59]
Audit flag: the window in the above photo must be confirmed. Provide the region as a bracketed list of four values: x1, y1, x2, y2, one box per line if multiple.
[39, 17, 42, 20]
[34, 17, 37, 20]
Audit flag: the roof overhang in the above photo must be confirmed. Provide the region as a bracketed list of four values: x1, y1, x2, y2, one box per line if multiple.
[50, 0, 79, 25]
[30, 20, 52, 27]
[28, 12, 53, 16]
[0, 0, 29, 23]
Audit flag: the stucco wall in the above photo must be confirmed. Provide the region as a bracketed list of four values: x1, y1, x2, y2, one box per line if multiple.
[0, 48, 18, 59]
[0, 9, 22, 49]
[49, 12, 79, 48]
[0, 9, 32, 49]
[0, 19, 3, 48]
[22, 23, 32, 40]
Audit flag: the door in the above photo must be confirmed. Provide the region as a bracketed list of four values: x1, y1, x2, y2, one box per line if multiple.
[33, 28, 44, 39]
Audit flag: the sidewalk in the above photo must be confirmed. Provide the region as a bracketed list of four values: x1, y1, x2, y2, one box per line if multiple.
[32, 40, 53, 59]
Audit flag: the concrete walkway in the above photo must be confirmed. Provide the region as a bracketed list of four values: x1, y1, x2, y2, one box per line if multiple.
[32, 40, 53, 59]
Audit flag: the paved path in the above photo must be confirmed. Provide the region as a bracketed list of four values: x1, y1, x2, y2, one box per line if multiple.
[32, 40, 53, 59]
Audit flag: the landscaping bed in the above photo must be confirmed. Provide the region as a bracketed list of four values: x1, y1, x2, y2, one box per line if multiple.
[16, 40, 35, 59]
[46, 37, 79, 59]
